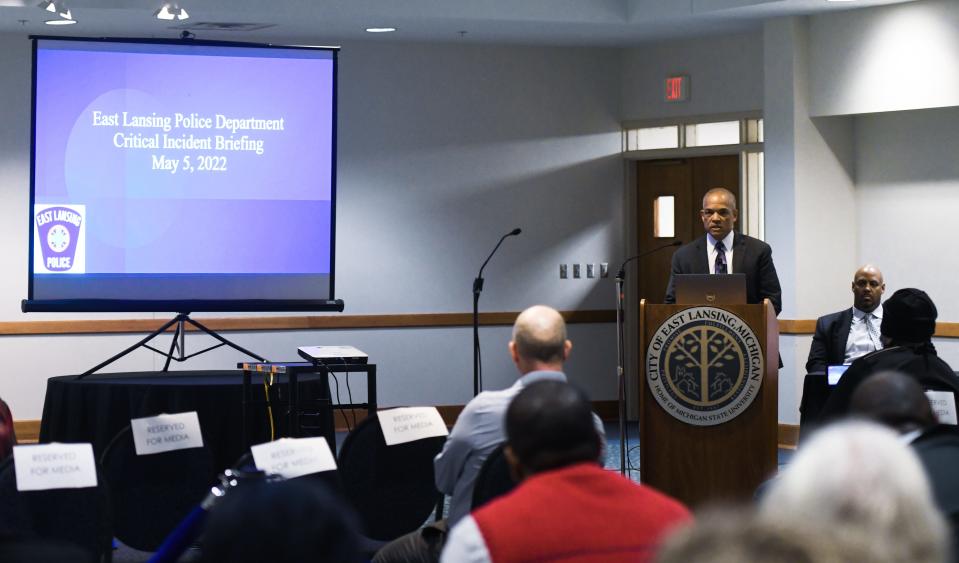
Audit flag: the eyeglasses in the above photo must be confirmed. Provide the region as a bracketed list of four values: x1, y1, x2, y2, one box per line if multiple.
[700, 208, 733, 218]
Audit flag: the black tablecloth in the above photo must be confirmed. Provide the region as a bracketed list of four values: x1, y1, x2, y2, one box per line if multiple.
[39, 370, 327, 472]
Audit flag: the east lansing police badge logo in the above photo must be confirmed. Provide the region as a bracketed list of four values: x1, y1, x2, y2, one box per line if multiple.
[646, 306, 764, 426]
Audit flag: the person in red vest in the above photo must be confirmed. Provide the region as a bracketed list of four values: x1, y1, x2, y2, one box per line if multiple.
[441, 380, 691, 563]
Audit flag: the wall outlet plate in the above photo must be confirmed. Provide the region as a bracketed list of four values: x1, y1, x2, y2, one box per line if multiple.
[572, 264, 581, 278]
[560, 264, 568, 279]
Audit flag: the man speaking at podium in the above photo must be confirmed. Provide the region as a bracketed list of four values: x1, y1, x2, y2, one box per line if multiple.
[665, 187, 782, 315]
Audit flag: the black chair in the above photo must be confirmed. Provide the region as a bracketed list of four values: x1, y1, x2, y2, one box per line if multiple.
[337, 412, 446, 542]
[0, 455, 113, 562]
[99, 425, 216, 552]
[470, 444, 516, 511]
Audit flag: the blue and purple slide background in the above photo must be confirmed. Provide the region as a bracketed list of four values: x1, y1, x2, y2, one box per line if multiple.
[34, 40, 334, 276]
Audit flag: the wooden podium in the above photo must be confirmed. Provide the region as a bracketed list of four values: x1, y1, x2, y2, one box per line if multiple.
[638, 299, 778, 507]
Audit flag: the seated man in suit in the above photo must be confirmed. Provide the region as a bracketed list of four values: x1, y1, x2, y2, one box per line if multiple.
[441, 381, 691, 563]
[805, 264, 886, 373]
[664, 187, 782, 314]
[817, 288, 959, 424]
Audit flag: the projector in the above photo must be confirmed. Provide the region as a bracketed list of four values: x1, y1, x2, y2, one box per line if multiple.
[298, 345, 368, 365]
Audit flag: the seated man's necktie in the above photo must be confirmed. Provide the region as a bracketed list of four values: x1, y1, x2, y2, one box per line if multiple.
[714, 241, 727, 274]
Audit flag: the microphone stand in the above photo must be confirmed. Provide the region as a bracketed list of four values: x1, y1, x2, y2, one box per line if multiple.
[615, 240, 681, 476]
[473, 229, 521, 396]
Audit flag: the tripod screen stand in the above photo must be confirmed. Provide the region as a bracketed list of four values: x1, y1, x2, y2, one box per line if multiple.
[79, 313, 267, 378]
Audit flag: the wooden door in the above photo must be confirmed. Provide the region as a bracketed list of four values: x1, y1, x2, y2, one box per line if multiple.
[635, 155, 740, 304]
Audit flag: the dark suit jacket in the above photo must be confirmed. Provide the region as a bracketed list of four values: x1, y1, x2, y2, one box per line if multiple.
[818, 344, 959, 425]
[664, 233, 782, 314]
[805, 308, 854, 373]
[913, 424, 959, 563]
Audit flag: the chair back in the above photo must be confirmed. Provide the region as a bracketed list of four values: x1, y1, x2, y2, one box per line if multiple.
[99, 424, 216, 552]
[337, 412, 445, 541]
[470, 443, 516, 510]
[0, 456, 113, 562]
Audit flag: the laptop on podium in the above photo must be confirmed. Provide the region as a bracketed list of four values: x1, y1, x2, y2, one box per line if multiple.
[673, 273, 747, 305]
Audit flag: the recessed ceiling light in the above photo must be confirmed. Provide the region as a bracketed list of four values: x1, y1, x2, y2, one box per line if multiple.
[155, 4, 189, 21]
[38, 1, 75, 23]
[365, 27, 396, 33]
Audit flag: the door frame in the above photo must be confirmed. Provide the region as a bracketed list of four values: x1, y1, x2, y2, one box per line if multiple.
[620, 112, 764, 419]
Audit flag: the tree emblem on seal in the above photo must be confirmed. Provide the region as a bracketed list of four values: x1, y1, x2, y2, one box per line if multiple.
[664, 324, 746, 408]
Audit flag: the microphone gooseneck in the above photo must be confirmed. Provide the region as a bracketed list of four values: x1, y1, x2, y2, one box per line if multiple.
[616, 240, 682, 279]
[475, 228, 522, 292]
[473, 227, 522, 396]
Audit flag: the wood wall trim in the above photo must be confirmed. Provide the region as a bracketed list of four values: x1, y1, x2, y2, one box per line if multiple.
[16, 416, 803, 451]
[778, 319, 816, 334]
[3, 311, 959, 338]
[778, 423, 799, 450]
[13, 420, 41, 444]
[780, 320, 959, 338]
[0, 309, 616, 337]
[12, 400, 621, 441]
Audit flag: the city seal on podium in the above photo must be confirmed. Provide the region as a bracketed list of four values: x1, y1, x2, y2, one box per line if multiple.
[645, 306, 764, 426]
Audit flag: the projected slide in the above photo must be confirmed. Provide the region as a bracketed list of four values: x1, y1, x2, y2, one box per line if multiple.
[29, 39, 337, 309]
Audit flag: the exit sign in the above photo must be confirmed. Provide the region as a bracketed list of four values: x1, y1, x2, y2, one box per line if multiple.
[665, 75, 689, 103]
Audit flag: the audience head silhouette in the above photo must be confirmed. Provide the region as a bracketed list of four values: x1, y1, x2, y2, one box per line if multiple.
[761, 420, 948, 563]
[509, 305, 571, 373]
[880, 288, 937, 346]
[657, 505, 874, 563]
[504, 380, 600, 479]
[849, 370, 937, 433]
[200, 479, 362, 563]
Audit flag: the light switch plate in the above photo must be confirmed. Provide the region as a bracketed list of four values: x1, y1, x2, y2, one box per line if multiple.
[600, 262, 609, 278]
[560, 264, 568, 279]
[572, 264, 581, 279]
[586, 264, 595, 278]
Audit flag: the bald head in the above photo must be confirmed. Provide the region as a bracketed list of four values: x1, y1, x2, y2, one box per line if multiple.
[509, 305, 571, 373]
[850, 371, 936, 433]
[852, 264, 885, 313]
[701, 188, 739, 241]
[703, 187, 737, 210]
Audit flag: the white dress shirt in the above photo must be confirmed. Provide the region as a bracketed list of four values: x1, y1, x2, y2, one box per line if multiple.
[705, 231, 735, 274]
[440, 516, 490, 563]
[844, 304, 883, 364]
[433, 371, 568, 526]
[433, 370, 607, 526]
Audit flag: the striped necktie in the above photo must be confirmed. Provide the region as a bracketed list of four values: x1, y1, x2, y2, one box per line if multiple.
[714, 241, 727, 274]
[865, 313, 881, 350]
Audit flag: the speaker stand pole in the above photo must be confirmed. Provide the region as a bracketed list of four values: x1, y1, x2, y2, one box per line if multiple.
[615, 272, 628, 476]
[472, 277, 483, 397]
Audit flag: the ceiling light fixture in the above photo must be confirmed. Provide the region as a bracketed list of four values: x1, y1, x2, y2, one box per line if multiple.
[365, 27, 396, 33]
[38, 0, 75, 24]
[155, 3, 189, 21]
